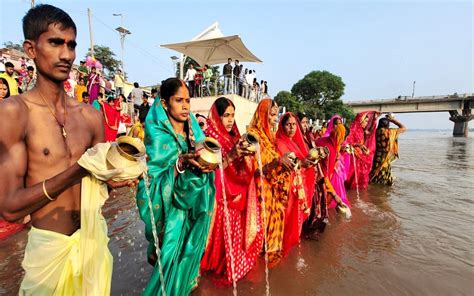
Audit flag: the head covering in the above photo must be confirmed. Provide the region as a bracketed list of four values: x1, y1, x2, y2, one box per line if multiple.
[205, 99, 240, 156]
[249, 98, 276, 143]
[316, 123, 346, 179]
[275, 112, 308, 159]
[324, 115, 342, 137]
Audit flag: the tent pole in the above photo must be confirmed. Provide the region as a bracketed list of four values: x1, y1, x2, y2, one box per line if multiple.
[179, 54, 185, 80]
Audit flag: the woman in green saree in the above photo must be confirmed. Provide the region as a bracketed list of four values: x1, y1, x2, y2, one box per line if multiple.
[136, 78, 215, 295]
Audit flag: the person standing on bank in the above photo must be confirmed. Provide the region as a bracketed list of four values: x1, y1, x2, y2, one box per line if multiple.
[0, 5, 137, 295]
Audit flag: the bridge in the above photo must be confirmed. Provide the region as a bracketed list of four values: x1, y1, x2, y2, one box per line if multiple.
[346, 93, 474, 137]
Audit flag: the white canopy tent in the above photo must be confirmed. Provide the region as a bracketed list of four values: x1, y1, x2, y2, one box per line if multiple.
[160, 22, 262, 79]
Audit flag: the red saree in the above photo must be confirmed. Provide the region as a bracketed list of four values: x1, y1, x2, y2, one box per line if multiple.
[200, 100, 263, 285]
[275, 113, 314, 255]
[345, 111, 379, 190]
[101, 101, 120, 142]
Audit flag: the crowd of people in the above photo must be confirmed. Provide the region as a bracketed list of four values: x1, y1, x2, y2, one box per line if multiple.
[184, 57, 269, 101]
[0, 4, 407, 296]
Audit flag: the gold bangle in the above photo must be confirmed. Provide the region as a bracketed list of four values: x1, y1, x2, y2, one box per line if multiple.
[42, 180, 55, 201]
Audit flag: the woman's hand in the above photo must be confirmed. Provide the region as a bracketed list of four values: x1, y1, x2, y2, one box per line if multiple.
[181, 153, 214, 173]
[280, 152, 297, 171]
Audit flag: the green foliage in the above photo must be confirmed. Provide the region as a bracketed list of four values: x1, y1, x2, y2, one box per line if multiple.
[3, 41, 24, 52]
[86, 45, 121, 74]
[274, 91, 304, 113]
[322, 99, 355, 121]
[291, 70, 345, 106]
[276, 70, 354, 122]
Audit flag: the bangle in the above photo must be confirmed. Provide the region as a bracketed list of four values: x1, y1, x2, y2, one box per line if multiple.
[176, 157, 185, 174]
[42, 180, 56, 201]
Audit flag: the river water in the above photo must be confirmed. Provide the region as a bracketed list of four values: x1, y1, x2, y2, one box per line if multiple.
[1, 131, 473, 295]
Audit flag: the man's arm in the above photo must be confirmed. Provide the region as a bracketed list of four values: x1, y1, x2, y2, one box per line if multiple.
[0, 98, 88, 222]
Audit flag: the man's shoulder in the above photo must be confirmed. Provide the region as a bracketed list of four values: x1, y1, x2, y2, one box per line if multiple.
[0, 95, 28, 134]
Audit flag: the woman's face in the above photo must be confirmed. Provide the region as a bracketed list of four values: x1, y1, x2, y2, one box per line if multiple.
[221, 105, 235, 132]
[268, 105, 279, 128]
[163, 86, 190, 123]
[300, 116, 309, 132]
[334, 118, 342, 125]
[360, 115, 369, 129]
[283, 116, 297, 138]
[0, 84, 8, 99]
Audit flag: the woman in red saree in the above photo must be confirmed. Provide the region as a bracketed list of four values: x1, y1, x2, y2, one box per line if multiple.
[247, 99, 295, 267]
[275, 112, 315, 254]
[100, 97, 120, 142]
[201, 97, 263, 285]
[345, 111, 380, 190]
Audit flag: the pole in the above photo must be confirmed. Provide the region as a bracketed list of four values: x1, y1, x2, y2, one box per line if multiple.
[412, 81, 416, 97]
[87, 8, 95, 58]
[31, 0, 35, 8]
[120, 15, 125, 72]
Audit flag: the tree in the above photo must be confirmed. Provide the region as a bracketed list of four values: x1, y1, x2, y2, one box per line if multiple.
[322, 99, 355, 121]
[291, 70, 345, 107]
[3, 41, 24, 52]
[86, 45, 121, 74]
[274, 91, 304, 113]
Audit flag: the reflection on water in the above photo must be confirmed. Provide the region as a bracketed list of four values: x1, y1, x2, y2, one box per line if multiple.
[1, 131, 473, 295]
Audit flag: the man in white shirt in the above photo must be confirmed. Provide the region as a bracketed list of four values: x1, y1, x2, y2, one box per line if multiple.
[184, 64, 197, 97]
[131, 82, 143, 110]
[114, 69, 125, 96]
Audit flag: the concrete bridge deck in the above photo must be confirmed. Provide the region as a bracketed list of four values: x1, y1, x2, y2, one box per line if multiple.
[345, 93, 473, 136]
[345, 93, 473, 113]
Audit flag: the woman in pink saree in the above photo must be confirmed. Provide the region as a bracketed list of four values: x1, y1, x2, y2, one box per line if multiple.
[345, 111, 380, 190]
[316, 118, 350, 209]
[87, 66, 100, 103]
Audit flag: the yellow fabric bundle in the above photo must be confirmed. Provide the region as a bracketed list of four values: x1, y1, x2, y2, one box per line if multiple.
[20, 143, 146, 295]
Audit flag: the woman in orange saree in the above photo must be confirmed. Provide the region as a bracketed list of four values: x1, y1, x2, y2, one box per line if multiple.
[247, 99, 295, 267]
[201, 97, 263, 285]
[275, 112, 315, 254]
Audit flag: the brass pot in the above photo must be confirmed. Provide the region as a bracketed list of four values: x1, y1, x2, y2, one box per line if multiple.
[106, 136, 146, 170]
[243, 131, 259, 152]
[197, 137, 222, 170]
[308, 148, 319, 161]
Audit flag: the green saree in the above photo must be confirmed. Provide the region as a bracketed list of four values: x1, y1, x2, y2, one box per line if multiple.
[136, 102, 215, 296]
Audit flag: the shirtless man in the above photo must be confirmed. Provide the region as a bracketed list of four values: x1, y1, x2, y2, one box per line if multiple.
[0, 4, 136, 294]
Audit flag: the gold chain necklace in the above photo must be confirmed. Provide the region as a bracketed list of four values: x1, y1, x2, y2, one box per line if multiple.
[38, 91, 67, 139]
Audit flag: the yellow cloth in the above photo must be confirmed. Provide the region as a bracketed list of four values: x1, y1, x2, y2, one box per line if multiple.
[0, 73, 19, 95]
[75, 85, 87, 102]
[20, 227, 82, 295]
[19, 143, 146, 295]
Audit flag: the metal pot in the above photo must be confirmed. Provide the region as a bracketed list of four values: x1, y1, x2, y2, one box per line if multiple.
[197, 137, 222, 170]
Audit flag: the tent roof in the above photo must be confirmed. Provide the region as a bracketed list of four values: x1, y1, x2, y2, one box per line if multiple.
[161, 34, 262, 66]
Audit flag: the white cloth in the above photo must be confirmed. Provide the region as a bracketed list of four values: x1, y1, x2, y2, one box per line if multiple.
[184, 68, 197, 82]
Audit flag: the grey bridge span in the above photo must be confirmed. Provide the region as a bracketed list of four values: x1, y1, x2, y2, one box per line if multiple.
[345, 93, 473, 137]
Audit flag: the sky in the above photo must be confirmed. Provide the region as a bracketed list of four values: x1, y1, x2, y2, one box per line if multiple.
[0, 0, 472, 129]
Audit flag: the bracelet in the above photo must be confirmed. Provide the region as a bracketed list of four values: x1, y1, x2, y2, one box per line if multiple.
[175, 157, 185, 174]
[42, 180, 56, 201]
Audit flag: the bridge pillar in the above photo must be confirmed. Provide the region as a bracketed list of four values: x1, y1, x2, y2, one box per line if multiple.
[449, 100, 473, 137]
